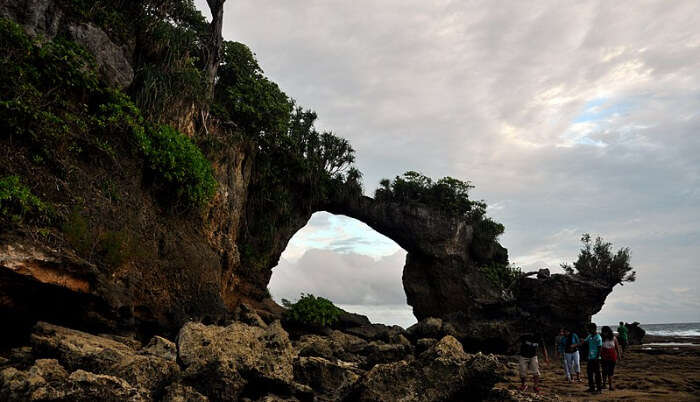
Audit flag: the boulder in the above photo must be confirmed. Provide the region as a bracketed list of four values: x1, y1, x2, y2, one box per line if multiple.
[346, 335, 502, 402]
[234, 303, 268, 328]
[0, 359, 150, 401]
[68, 369, 149, 401]
[142, 336, 177, 361]
[29, 322, 179, 395]
[177, 320, 296, 400]
[406, 317, 444, 340]
[295, 331, 367, 363]
[294, 356, 360, 398]
[361, 342, 412, 369]
[161, 383, 209, 402]
[626, 322, 646, 345]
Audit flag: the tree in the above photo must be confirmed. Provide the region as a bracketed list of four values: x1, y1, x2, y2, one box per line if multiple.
[561, 234, 636, 287]
[212, 41, 292, 136]
[204, 0, 226, 101]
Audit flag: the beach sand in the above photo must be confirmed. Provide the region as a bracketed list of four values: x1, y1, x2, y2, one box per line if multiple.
[494, 335, 700, 401]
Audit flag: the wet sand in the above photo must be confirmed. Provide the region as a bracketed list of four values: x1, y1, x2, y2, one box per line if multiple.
[495, 336, 700, 401]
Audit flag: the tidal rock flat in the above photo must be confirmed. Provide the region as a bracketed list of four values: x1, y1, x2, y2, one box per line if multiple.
[493, 335, 700, 401]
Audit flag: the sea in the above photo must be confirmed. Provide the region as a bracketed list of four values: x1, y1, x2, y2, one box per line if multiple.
[605, 322, 700, 337]
[638, 322, 700, 337]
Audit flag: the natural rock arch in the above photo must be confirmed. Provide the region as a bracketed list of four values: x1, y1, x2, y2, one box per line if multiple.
[252, 193, 614, 351]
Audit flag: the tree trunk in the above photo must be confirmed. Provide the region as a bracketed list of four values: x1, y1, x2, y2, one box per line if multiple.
[205, 0, 225, 102]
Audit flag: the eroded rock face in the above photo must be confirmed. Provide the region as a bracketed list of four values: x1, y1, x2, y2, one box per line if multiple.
[29, 322, 180, 396]
[346, 335, 503, 402]
[177, 321, 296, 400]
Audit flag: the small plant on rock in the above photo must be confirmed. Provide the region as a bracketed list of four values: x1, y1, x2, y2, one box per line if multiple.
[281, 293, 342, 327]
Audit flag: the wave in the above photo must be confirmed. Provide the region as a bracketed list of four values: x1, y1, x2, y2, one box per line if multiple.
[645, 329, 700, 337]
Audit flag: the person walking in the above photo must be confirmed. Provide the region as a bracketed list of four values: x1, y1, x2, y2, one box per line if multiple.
[601, 326, 622, 390]
[555, 328, 566, 378]
[580, 322, 603, 393]
[518, 333, 549, 393]
[563, 328, 581, 382]
[617, 321, 629, 351]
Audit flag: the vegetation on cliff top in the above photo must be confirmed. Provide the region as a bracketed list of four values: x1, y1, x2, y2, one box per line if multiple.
[562, 233, 636, 287]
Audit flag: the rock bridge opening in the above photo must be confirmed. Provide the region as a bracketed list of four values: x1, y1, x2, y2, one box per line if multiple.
[268, 211, 416, 328]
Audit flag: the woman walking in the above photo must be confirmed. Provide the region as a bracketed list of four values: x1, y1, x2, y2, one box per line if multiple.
[600, 326, 622, 390]
[563, 328, 581, 382]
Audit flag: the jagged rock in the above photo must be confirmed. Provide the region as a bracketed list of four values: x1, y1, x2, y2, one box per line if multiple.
[0, 359, 150, 401]
[626, 322, 646, 345]
[415, 338, 437, 354]
[294, 356, 360, 398]
[30, 322, 179, 395]
[234, 303, 268, 328]
[142, 336, 177, 361]
[177, 321, 295, 400]
[407, 317, 444, 340]
[161, 383, 209, 402]
[361, 342, 412, 369]
[68, 369, 149, 401]
[346, 336, 502, 402]
[295, 331, 367, 363]
[0, 359, 70, 401]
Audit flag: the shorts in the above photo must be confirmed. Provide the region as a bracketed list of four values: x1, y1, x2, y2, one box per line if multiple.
[519, 356, 540, 378]
[602, 360, 616, 377]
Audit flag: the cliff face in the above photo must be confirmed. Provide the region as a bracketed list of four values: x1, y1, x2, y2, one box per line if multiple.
[0, 0, 615, 351]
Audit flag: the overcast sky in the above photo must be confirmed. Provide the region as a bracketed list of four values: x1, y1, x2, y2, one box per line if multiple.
[196, 1, 700, 327]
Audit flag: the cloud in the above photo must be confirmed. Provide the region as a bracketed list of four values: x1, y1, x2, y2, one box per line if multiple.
[196, 0, 700, 324]
[269, 249, 408, 307]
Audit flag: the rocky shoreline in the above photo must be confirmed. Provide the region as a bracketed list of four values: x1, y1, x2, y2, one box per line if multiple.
[1, 309, 515, 402]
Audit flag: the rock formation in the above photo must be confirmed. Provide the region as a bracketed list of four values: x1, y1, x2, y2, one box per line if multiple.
[0, 0, 616, 355]
[0, 320, 505, 401]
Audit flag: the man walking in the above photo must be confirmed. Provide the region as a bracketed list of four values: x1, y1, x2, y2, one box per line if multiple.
[581, 322, 603, 393]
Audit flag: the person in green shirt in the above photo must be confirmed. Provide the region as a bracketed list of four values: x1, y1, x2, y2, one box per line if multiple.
[618, 322, 629, 351]
[577, 322, 603, 393]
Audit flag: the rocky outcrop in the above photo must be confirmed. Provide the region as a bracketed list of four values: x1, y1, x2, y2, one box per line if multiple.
[346, 336, 502, 402]
[176, 321, 297, 400]
[626, 322, 646, 345]
[1, 321, 505, 401]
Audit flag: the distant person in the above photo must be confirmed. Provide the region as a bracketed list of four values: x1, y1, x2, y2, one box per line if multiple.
[579, 322, 603, 393]
[563, 328, 581, 382]
[617, 321, 629, 350]
[555, 328, 566, 377]
[601, 326, 622, 390]
[518, 333, 549, 393]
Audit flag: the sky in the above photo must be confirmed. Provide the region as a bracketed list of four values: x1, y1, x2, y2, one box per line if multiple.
[195, 1, 700, 327]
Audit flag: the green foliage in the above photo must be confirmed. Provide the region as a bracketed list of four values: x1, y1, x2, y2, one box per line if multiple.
[135, 124, 217, 208]
[0, 176, 52, 224]
[480, 263, 521, 290]
[0, 18, 100, 159]
[62, 208, 91, 255]
[282, 293, 343, 327]
[561, 234, 636, 287]
[375, 171, 487, 218]
[0, 19, 216, 209]
[98, 229, 131, 268]
[213, 41, 292, 136]
[375, 172, 504, 245]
